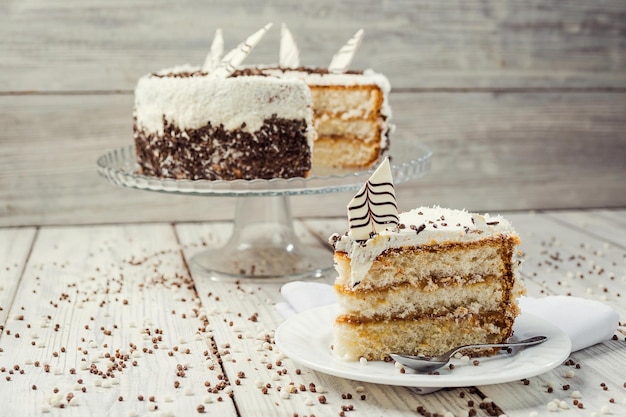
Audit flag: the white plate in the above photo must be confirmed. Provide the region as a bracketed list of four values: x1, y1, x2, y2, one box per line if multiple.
[275, 304, 571, 388]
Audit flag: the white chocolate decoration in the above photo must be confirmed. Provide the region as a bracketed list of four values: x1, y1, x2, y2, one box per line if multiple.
[347, 157, 398, 240]
[328, 29, 364, 74]
[202, 28, 224, 72]
[280, 23, 300, 68]
[209, 23, 273, 79]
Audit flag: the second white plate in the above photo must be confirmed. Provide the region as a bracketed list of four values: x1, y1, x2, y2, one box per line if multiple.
[275, 304, 571, 388]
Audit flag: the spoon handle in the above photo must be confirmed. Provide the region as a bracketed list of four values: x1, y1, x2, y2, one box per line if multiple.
[450, 335, 547, 357]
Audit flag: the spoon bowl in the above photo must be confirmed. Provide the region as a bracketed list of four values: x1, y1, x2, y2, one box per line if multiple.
[390, 335, 548, 373]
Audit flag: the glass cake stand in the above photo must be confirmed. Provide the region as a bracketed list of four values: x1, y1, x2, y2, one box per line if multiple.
[97, 141, 432, 282]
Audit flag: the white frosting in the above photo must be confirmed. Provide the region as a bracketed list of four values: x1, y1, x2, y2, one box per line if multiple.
[331, 206, 518, 287]
[134, 69, 314, 148]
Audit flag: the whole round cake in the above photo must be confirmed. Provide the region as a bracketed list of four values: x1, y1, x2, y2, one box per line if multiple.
[132, 24, 392, 181]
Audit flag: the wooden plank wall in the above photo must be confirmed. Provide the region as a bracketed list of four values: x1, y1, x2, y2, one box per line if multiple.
[1, 0, 625, 226]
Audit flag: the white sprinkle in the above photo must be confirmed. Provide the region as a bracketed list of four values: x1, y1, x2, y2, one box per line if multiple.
[184, 387, 193, 396]
[163, 395, 173, 403]
[224, 386, 233, 395]
[564, 370, 575, 378]
[30, 332, 39, 339]
[49, 396, 62, 408]
[271, 373, 280, 381]
[69, 397, 79, 406]
[316, 386, 327, 393]
[600, 405, 610, 414]
[79, 362, 89, 371]
[558, 400, 568, 409]
[102, 380, 112, 388]
[460, 355, 470, 363]
[546, 380, 555, 388]
[36, 341, 46, 348]
[280, 390, 290, 399]
[255, 380, 264, 388]
[304, 397, 314, 406]
[179, 337, 187, 344]
[570, 390, 582, 399]
[529, 412, 539, 417]
[40, 405, 50, 413]
[53, 368, 62, 375]
[547, 401, 558, 412]
[94, 379, 102, 387]
[355, 386, 366, 393]
[24, 359, 33, 365]
[147, 403, 157, 411]
[359, 357, 368, 366]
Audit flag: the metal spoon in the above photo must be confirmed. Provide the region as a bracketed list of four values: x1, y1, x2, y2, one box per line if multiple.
[390, 335, 548, 373]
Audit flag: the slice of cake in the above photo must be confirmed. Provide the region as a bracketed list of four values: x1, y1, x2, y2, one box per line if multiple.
[329, 158, 524, 361]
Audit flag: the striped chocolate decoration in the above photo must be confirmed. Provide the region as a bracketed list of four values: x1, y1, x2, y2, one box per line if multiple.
[347, 157, 398, 240]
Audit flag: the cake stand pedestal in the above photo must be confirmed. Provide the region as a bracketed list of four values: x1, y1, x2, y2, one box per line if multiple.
[189, 195, 332, 281]
[97, 142, 431, 282]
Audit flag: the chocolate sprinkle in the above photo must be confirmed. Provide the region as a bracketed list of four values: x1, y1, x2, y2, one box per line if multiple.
[134, 115, 311, 180]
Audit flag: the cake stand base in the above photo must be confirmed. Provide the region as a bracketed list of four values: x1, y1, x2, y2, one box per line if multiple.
[189, 195, 335, 282]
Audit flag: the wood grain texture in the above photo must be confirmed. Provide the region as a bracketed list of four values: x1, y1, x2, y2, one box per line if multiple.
[1, 91, 625, 226]
[0, 224, 238, 416]
[478, 210, 626, 416]
[2, 0, 626, 91]
[0, 211, 624, 416]
[0, 228, 36, 323]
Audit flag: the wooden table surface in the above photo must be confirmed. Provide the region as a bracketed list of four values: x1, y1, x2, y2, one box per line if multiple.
[0, 208, 624, 417]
